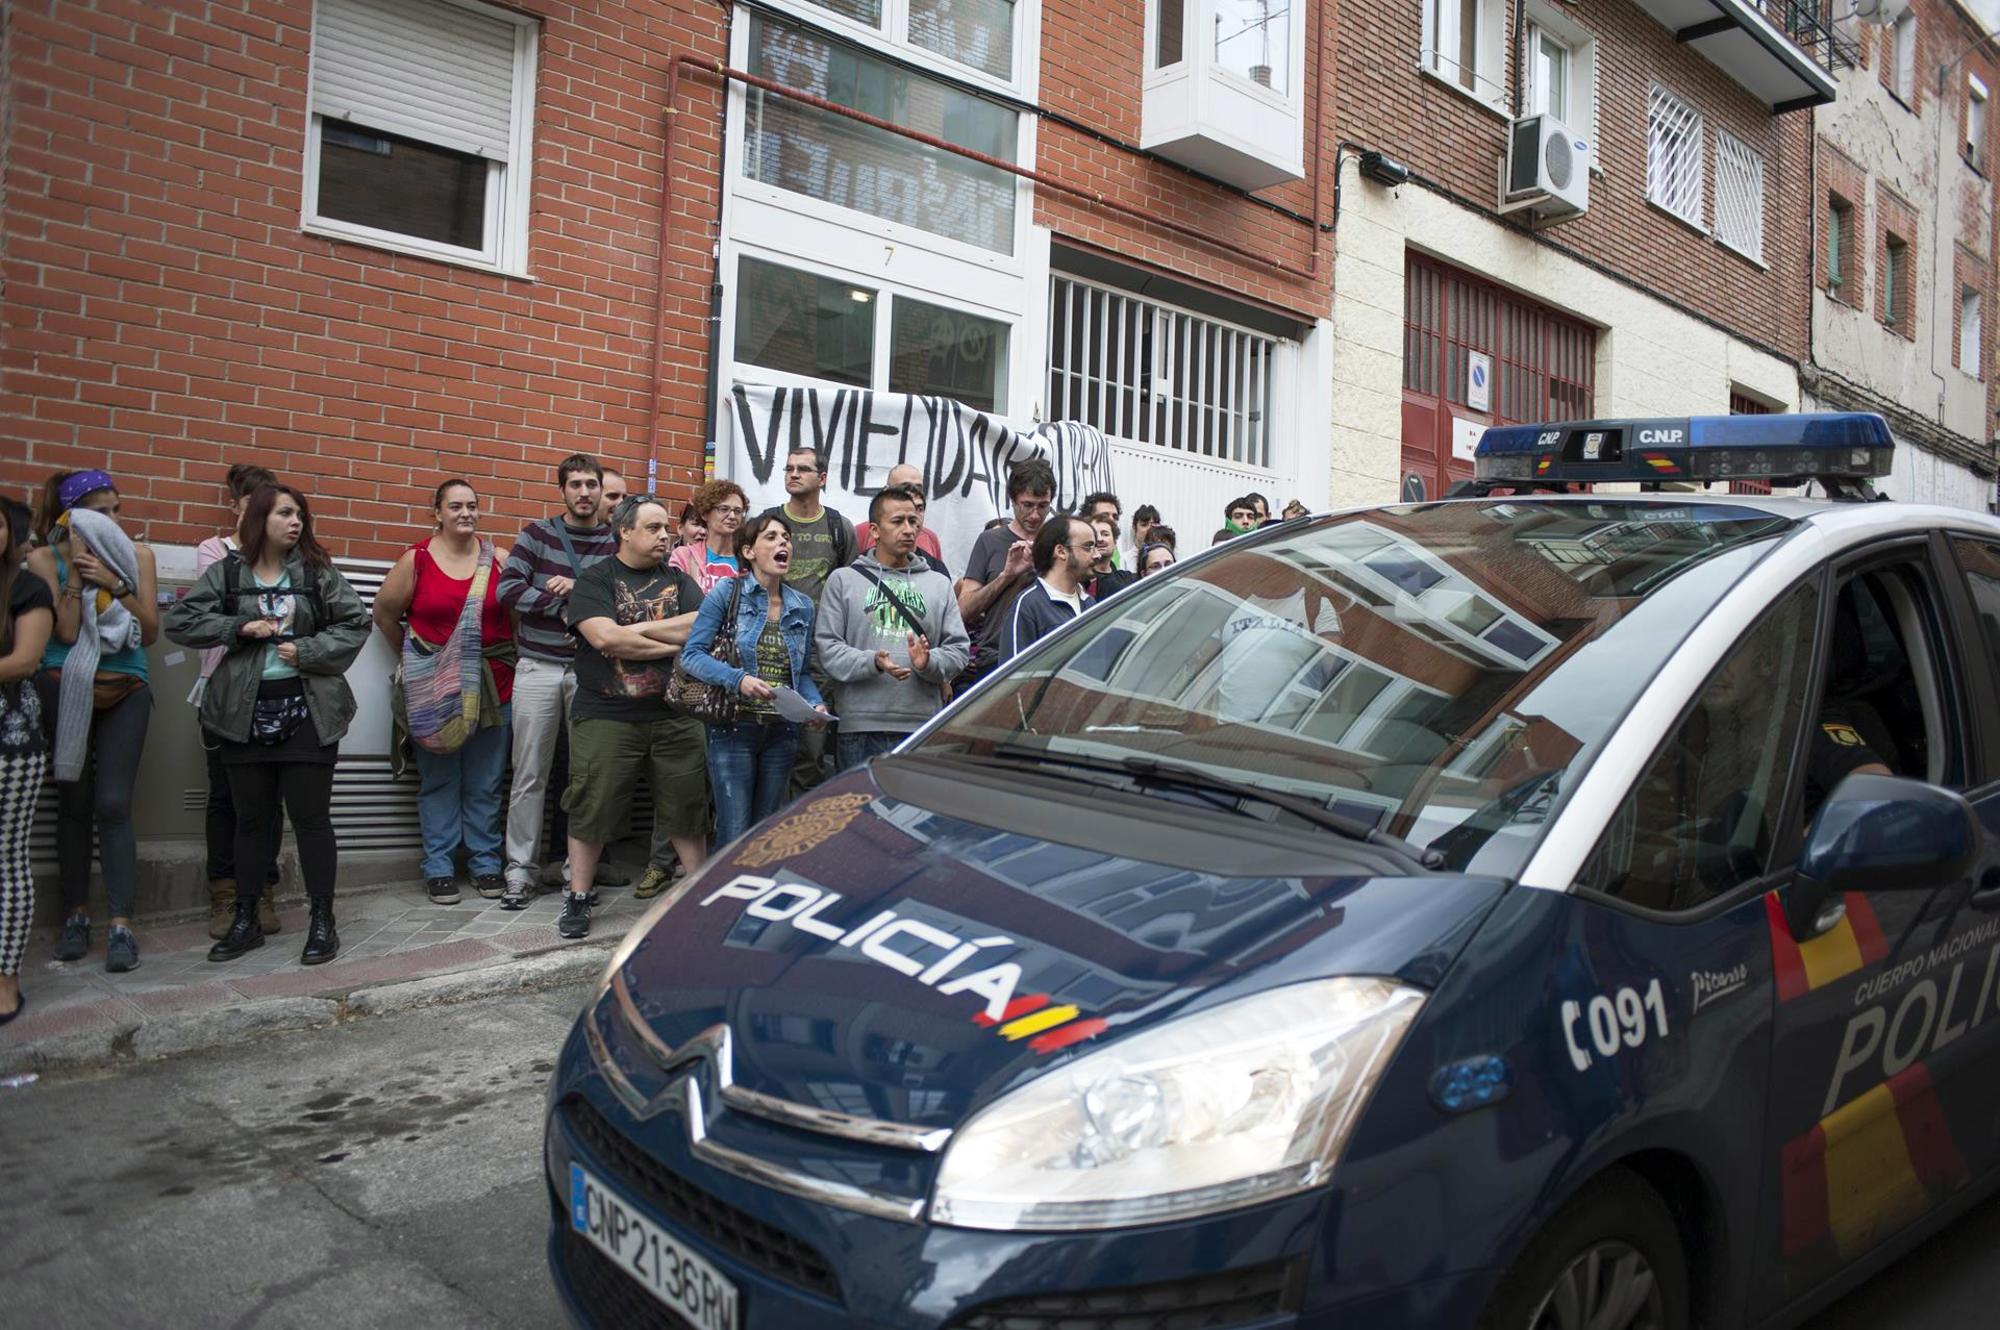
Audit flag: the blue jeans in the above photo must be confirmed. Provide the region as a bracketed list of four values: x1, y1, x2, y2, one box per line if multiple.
[706, 721, 801, 847]
[415, 707, 511, 879]
[836, 731, 906, 772]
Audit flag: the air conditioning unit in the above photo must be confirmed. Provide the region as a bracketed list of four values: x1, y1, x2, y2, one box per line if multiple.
[1499, 113, 1590, 223]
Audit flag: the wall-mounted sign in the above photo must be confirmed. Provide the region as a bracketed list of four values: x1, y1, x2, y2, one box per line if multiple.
[1451, 415, 1486, 462]
[1466, 351, 1493, 413]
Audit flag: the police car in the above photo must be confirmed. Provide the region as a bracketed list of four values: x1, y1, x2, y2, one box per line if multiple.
[544, 412, 2000, 1330]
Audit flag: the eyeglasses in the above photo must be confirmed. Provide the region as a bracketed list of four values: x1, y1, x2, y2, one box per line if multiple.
[711, 505, 747, 517]
[1015, 498, 1053, 514]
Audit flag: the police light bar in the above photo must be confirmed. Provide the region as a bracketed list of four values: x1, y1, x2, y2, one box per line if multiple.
[1472, 412, 1894, 488]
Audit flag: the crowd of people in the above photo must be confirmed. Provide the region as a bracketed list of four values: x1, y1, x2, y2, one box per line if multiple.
[0, 449, 1308, 1026]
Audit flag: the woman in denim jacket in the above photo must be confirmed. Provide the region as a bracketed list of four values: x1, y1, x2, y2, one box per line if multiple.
[680, 514, 828, 844]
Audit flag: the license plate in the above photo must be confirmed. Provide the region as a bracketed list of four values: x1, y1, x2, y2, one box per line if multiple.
[570, 1162, 740, 1330]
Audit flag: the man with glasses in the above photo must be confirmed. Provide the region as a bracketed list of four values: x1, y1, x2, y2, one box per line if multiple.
[996, 513, 1096, 664]
[857, 462, 947, 574]
[758, 447, 856, 792]
[956, 460, 1057, 685]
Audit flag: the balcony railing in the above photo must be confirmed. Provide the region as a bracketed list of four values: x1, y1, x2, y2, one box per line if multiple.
[1641, 0, 1845, 110]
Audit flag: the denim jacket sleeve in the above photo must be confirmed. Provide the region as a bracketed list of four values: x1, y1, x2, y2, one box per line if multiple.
[679, 586, 747, 692]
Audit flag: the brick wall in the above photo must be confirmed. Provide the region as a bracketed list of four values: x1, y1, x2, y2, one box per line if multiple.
[1819, 139, 1867, 305]
[1335, 0, 1812, 362]
[1877, 185, 1918, 339]
[0, 0, 729, 560]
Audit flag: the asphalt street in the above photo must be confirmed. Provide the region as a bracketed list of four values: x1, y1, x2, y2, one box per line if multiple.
[1, 986, 1995, 1329]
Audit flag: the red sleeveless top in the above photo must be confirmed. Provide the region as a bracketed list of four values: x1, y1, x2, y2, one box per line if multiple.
[409, 541, 515, 704]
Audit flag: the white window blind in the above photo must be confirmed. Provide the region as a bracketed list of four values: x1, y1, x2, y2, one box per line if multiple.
[1715, 132, 1764, 262]
[1962, 287, 1983, 374]
[312, 0, 521, 161]
[1646, 85, 1704, 227]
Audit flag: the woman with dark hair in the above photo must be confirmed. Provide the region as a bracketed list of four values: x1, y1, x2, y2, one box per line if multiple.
[371, 479, 516, 904]
[677, 501, 706, 549]
[29, 470, 76, 547]
[1137, 542, 1176, 576]
[0, 500, 55, 1022]
[668, 479, 749, 593]
[165, 484, 368, 967]
[679, 513, 828, 845]
[193, 462, 284, 939]
[27, 470, 159, 973]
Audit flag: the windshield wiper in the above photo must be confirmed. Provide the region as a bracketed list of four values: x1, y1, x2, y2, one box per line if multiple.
[978, 743, 1444, 873]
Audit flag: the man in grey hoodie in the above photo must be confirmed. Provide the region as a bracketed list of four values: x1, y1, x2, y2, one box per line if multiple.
[816, 485, 971, 771]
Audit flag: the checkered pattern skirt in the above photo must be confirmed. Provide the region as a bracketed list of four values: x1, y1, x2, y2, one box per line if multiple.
[0, 750, 46, 977]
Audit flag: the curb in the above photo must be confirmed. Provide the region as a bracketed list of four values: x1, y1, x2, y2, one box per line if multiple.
[0, 937, 617, 1079]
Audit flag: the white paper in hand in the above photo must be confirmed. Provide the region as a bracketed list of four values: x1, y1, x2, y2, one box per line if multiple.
[771, 685, 832, 725]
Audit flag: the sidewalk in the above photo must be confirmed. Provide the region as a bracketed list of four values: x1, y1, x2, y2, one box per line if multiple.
[0, 865, 661, 1076]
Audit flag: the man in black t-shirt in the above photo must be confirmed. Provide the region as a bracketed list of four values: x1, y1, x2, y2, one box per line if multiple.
[555, 498, 707, 940]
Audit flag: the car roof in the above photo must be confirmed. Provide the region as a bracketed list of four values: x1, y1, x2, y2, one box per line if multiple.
[1425, 491, 2000, 534]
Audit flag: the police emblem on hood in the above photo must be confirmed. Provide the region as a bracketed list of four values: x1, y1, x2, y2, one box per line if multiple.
[736, 793, 873, 868]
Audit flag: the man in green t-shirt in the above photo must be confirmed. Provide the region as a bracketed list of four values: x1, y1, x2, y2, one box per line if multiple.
[761, 447, 855, 793]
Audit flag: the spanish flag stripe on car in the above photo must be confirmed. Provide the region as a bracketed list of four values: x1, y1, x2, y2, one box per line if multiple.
[1764, 891, 1890, 1003]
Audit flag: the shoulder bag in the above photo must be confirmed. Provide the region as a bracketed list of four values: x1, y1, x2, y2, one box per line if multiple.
[668, 575, 742, 724]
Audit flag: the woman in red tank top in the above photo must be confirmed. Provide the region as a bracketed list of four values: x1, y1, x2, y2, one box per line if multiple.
[371, 480, 516, 904]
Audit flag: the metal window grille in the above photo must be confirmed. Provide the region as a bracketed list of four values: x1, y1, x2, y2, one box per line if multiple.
[1715, 132, 1764, 262]
[1646, 85, 1704, 227]
[1402, 255, 1597, 426]
[1047, 275, 1278, 469]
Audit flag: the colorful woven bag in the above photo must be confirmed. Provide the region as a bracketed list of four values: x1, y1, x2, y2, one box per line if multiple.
[402, 539, 494, 755]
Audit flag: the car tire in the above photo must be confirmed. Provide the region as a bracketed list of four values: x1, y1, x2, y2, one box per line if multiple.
[1476, 1167, 1690, 1330]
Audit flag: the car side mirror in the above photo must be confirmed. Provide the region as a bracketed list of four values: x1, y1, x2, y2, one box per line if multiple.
[1788, 773, 1983, 940]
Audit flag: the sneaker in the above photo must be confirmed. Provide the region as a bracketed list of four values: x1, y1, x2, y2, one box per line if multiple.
[426, 876, 461, 905]
[105, 926, 140, 974]
[53, 916, 89, 962]
[557, 891, 592, 940]
[499, 879, 532, 912]
[633, 866, 673, 900]
[473, 873, 506, 900]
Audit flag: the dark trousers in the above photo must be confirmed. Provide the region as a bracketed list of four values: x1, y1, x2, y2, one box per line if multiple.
[38, 677, 150, 920]
[228, 762, 338, 904]
[205, 740, 283, 886]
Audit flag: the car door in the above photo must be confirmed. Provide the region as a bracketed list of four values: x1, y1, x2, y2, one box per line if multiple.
[1754, 538, 1999, 1318]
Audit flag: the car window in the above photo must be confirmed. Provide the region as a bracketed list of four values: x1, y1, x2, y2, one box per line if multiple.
[1581, 581, 1819, 913]
[1949, 536, 2000, 698]
[1816, 562, 1961, 795]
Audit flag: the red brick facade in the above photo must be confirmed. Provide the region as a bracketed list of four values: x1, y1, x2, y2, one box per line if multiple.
[1818, 140, 1868, 305]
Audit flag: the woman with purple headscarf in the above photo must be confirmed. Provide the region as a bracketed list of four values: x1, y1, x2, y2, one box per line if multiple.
[26, 469, 158, 974]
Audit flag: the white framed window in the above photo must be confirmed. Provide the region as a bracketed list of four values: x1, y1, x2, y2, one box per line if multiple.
[1961, 286, 1983, 376]
[778, 0, 1033, 94]
[1891, 12, 1917, 105]
[1521, 4, 1598, 156]
[1967, 74, 1989, 172]
[304, 0, 536, 275]
[1153, 0, 1186, 68]
[1715, 131, 1765, 263]
[1422, 0, 1506, 111]
[1646, 84, 1705, 229]
[1214, 0, 1290, 93]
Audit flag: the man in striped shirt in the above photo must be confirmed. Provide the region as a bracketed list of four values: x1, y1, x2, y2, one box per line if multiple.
[495, 454, 618, 906]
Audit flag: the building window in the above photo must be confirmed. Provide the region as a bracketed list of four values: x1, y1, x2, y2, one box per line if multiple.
[1214, 0, 1290, 92]
[1961, 286, 1984, 376]
[742, 13, 1019, 255]
[908, 0, 1015, 82]
[1529, 27, 1570, 123]
[1715, 132, 1765, 263]
[305, 0, 537, 274]
[1522, 7, 1599, 154]
[1156, 0, 1185, 66]
[1890, 12, 1916, 105]
[1883, 233, 1910, 331]
[891, 298, 1009, 411]
[1827, 194, 1854, 301]
[1048, 274, 1280, 468]
[1646, 85, 1704, 228]
[1423, 0, 1504, 108]
[1967, 75, 1989, 173]
[733, 257, 877, 387]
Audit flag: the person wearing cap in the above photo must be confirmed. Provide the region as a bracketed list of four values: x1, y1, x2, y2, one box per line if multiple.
[26, 469, 160, 974]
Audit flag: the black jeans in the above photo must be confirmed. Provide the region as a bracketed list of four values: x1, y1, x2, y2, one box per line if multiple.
[37, 676, 150, 920]
[204, 740, 283, 886]
[227, 762, 337, 904]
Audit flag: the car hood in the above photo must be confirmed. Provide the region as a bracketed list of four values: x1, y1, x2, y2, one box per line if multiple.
[609, 768, 1509, 1129]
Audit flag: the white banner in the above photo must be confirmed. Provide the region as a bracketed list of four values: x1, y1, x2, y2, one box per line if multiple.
[727, 384, 1117, 572]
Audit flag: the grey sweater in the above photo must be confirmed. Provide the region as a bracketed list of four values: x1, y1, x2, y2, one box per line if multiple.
[815, 554, 970, 734]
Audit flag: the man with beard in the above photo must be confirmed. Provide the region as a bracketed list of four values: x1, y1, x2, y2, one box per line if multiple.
[997, 513, 1096, 663]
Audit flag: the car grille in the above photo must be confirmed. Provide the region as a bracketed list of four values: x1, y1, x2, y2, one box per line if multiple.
[947, 1260, 1303, 1330]
[561, 1095, 843, 1304]
[557, 1224, 697, 1330]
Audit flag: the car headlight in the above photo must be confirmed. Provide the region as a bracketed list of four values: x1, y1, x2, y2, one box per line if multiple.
[930, 977, 1423, 1231]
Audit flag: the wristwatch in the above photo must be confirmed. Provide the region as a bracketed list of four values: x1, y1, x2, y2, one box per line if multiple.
[110, 577, 134, 600]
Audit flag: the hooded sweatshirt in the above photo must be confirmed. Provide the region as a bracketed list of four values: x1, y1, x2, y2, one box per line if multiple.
[815, 552, 971, 735]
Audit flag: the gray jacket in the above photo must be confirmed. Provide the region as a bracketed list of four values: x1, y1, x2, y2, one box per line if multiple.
[815, 554, 970, 735]
[163, 553, 369, 746]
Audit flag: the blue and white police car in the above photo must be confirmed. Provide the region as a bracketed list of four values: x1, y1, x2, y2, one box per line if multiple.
[544, 412, 2000, 1330]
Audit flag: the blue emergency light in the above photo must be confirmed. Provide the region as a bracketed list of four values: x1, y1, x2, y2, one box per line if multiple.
[1472, 412, 1894, 493]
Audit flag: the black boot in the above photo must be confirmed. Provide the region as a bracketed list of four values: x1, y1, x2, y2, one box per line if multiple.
[301, 900, 339, 966]
[207, 897, 265, 962]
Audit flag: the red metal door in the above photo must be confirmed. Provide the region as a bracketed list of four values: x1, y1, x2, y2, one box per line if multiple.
[1400, 255, 1597, 500]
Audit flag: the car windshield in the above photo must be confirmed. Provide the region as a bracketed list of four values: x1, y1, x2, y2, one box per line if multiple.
[914, 500, 1796, 878]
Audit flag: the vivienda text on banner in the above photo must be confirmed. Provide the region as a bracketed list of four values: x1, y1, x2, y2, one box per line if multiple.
[728, 383, 1117, 572]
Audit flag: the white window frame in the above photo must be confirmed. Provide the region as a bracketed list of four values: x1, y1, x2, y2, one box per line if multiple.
[1967, 74, 1989, 172]
[1421, 0, 1507, 115]
[1148, 0, 1187, 72]
[1961, 285, 1983, 377]
[1890, 11, 1917, 106]
[301, 0, 537, 277]
[1646, 83, 1705, 231]
[1714, 131, 1766, 265]
[1521, 3, 1599, 169]
[761, 0, 1040, 100]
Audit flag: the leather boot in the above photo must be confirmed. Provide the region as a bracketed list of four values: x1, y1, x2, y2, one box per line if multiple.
[206, 879, 236, 941]
[301, 900, 339, 966]
[207, 898, 265, 962]
[258, 889, 282, 936]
